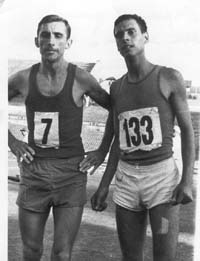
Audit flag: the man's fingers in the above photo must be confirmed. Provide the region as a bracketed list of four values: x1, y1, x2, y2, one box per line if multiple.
[82, 150, 95, 159]
[91, 194, 102, 210]
[27, 146, 35, 156]
[93, 202, 108, 212]
[91, 193, 108, 212]
[96, 202, 108, 211]
[83, 150, 94, 156]
[89, 166, 98, 175]
[172, 189, 182, 205]
[24, 151, 34, 162]
[16, 151, 21, 164]
[89, 164, 101, 175]
[19, 147, 35, 164]
[80, 158, 98, 172]
[79, 155, 95, 169]
[14, 142, 35, 164]
[79, 157, 89, 167]
[91, 195, 97, 209]
[171, 188, 179, 205]
[80, 163, 95, 172]
[171, 190, 193, 205]
[20, 151, 31, 164]
[181, 194, 193, 204]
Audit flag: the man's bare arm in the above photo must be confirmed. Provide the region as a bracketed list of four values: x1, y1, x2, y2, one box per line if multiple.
[75, 67, 111, 110]
[90, 135, 119, 211]
[8, 130, 35, 163]
[8, 69, 30, 102]
[165, 68, 195, 204]
[8, 68, 35, 163]
[79, 110, 114, 174]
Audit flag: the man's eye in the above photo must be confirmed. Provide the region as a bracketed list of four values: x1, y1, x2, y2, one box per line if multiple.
[40, 32, 50, 38]
[128, 29, 136, 36]
[115, 31, 124, 39]
[55, 33, 63, 38]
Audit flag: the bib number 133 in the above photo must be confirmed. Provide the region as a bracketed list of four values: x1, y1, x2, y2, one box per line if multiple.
[123, 115, 153, 147]
[119, 107, 162, 152]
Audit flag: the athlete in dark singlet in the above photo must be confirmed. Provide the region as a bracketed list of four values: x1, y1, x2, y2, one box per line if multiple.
[80, 14, 195, 261]
[8, 15, 110, 261]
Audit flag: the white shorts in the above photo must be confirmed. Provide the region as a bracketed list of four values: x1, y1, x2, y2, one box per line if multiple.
[113, 157, 181, 211]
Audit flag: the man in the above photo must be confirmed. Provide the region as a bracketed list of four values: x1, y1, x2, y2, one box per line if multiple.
[8, 15, 110, 261]
[80, 14, 195, 260]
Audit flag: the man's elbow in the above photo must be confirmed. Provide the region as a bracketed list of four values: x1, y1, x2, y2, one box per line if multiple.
[94, 93, 111, 110]
[102, 93, 111, 110]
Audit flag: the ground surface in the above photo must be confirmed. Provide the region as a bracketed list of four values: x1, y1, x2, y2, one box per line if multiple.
[8, 105, 199, 261]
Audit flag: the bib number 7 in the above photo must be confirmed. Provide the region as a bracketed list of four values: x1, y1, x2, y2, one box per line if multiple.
[34, 112, 59, 148]
[41, 118, 52, 144]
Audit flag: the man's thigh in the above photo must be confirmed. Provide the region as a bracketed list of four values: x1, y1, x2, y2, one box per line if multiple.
[149, 203, 180, 261]
[116, 205, 148, 261]
[52, 206, 84, 249]
[19, 207, 50, 247]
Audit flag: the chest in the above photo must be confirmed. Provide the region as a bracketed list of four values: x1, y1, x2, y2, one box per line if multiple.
[114, 83, 160, 115]
[36, 72, 67, 96]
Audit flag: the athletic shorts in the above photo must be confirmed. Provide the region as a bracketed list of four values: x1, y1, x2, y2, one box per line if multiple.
[16, 156, 87, 213]
[113, 157, 181, 211]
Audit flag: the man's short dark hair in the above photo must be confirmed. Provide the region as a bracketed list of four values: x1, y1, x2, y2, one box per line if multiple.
[37, 14, 71, 39]
[114, 14, 147, 35]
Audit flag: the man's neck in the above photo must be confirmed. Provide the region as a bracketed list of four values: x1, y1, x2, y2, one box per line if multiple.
[125, 56, 154, 83]
[40, 58, 68, 77]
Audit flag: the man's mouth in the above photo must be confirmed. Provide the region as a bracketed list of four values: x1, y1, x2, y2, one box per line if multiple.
[121, 45, 133, 50]
[45, 49, 57, 53]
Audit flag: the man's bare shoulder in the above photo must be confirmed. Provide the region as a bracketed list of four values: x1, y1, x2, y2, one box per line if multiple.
[9, 67, 31, 87]
[75, 66, 99, 90]
[159, 66, 186, 100]
[8, 67, 31, 101]
[160, 67, 185, 89]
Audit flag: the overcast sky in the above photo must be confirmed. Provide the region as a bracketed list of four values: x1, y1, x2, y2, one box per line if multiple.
[2, 0, 200, 85]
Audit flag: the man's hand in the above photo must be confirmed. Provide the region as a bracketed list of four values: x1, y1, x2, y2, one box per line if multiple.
[9, 138, 35, 164]
[171, 181, 193, 205]
[91, 186, 109, 211]
[79, 150, 106, 175]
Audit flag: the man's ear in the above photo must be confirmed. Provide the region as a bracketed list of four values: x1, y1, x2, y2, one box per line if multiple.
[144, 32, 149, 43]
[35, 37, 39, 48]
[65, 39, 73, 49]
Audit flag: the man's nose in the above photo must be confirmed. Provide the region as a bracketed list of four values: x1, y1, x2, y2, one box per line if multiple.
[48, 35, 56, 45]
[123, 31, 130, 41]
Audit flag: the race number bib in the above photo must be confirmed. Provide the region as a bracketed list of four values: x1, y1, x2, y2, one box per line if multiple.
[34, 112, 59, 148]
[119, 107, 162, 152]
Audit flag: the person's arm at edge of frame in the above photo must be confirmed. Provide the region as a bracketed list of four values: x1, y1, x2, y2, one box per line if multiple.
[168, 68, 195, 205]
[79, 109, 114, 174]
[8, 70, 35, 164]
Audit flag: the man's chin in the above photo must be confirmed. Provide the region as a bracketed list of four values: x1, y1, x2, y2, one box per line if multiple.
[120, 51, 132, 58]
[43, 55, 59, 63]
[120, 50, 137, 59]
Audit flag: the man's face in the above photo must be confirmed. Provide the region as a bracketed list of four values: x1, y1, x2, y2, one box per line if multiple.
[35, 21, 71, 62]
[114, 19, 148, 58]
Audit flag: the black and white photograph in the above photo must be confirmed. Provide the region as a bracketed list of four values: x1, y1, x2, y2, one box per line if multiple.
[1, 0, 200, 260]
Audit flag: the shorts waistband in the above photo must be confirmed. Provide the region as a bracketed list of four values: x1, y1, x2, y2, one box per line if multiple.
[120, 156, 173, 168]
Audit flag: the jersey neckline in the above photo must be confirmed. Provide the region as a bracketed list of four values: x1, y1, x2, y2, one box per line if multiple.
[34, 63, 71, 99]
[125, 65, 158, 85]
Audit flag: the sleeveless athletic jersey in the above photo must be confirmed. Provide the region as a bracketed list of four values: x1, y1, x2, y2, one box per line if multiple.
[111, 65, 175, 165]
[25, 63, 84, 158]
